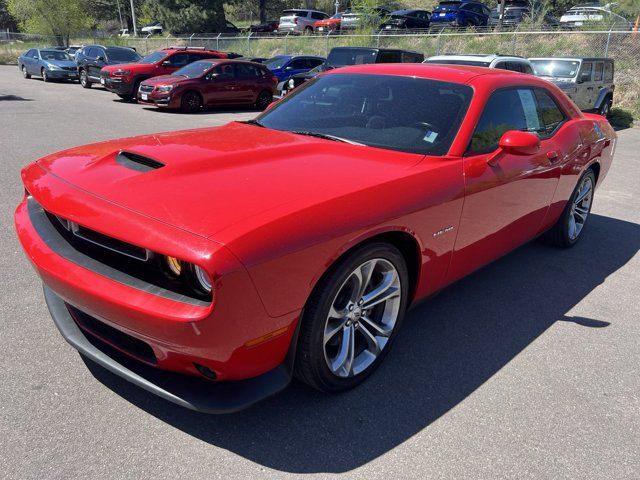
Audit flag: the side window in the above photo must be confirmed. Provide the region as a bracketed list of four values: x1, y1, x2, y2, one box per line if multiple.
[216, 64, 235, 79]
[594, 62, 603, 81]
[468, 89, 534, 154]
[493, 61, 508, 71]
[309, 58, 324, 68]
[26, 49, 36, 57]
[86, 47, 97, 59]
[290, 59, 307, 69]
[96, 48, 106, 60]
[604, 62, 614, 81]
[167, 53, 189, 67]
[523, 63, 534, 75]
[235, 64, 260, 78]
[578, 62, 593, 83]
[189, 53, 205, 63]
[533, 89, 567, 137]
[311, 12, 325, 20]
[377, 51, 402, 63]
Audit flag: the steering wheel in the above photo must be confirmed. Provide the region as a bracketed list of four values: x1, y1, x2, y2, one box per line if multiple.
[413, 121, 441, 135]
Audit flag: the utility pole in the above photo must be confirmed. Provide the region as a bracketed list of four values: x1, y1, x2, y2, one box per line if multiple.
[129, 0, 138, 36]
[116, 0, 124, 31]
[498, 0, 505, 29]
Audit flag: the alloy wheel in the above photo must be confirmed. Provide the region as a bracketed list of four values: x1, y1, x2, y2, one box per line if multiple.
[323, 258, 401, 378]
[568, 174, 593, 241]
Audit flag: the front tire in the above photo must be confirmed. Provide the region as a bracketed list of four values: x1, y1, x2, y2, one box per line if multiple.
[255, 90, 273, 110]
[21, 65, 31, 79]
[598, 96, 612, 117]
[542, 169, 596, 248]
[80, 69, 91, 88]
[294, 242, 409, 392]
[180, 91, 203, 113]
[41, 68, 49, 82]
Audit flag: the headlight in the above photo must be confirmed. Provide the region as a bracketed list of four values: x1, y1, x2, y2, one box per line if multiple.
[193, 266, 212, 293]
[113, 69, 131, 76]
[47, 64, 61, 70]
[288, 78, 295, 88]
[157, 85, 173, 93]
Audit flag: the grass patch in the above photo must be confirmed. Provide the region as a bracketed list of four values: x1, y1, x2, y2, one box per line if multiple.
[608, 107, 635, 129]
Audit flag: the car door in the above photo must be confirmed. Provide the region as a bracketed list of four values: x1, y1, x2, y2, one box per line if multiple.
[575, 61, 593, 110]
[233, 63, 260, 103]
[91, 47, 107, 79]
[24, 49, 37, 74]
[202, 64, 236, 105]
[448, 87, 570, 281]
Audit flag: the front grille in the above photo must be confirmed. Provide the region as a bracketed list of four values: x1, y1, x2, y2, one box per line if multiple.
[67, 304, 157, 365]
[139, 84, 154, 93]
[63, 66, 76, 71]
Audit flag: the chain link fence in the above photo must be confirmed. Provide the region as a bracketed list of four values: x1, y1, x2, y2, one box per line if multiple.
[1, 29, 638, 117]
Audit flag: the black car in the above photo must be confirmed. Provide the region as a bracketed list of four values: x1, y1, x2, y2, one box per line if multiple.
[76, 45, 141, 88]
[379, 9, 432, 30]
[249, 20, 279, 33]
[278, 47, 424, 96]
[488, 0, 559, 28]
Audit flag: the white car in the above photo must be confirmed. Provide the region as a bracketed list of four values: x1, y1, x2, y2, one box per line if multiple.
[141, 22, 163, 36]
[118, 29, 130, 37]
[560, 4, 631, 29]
[278, 9, 329, 34]
[424, 54, 535, 74]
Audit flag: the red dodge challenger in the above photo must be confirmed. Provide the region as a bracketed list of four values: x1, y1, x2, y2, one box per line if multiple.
[15, 64, 615, 413]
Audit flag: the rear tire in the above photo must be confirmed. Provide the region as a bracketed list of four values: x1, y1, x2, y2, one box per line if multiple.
[255, 90, 273, 110]
[304, 26, 314, 35]
[180, 91, 203, 113]
[542, 169, 596, 248]
[80, 69, 91, 88]
[294, 242, 409, 392]
[598, 96, 612, 117]
[21, 65, 31, 79]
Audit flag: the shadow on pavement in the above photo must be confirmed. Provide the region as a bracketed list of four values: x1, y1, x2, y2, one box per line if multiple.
[0, 94, 32, 101]
[139, 105, 259, 115]
[83, 213, 638, 473]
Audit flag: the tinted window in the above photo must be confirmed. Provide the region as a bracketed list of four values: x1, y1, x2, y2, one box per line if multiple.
[494, 61, 508, 70]
[377, 51, 402, 63]
[215, 64, 235, 79]
[533, 89, 566, 137]
[604, 61, 613, 81]
[469, 89, 530, 154]
[522, 63, 534, 75]
[39, 50, 71, 61]
[309, 58, 325, 68]
[290, 59, 308, 69]
[311, 12, 325, 19]
[140, 51, 168, 64]
[167, 53, 189, 67]
[174, 60, 215, 78]
[25, 49, 35, 57]
[256, 73, 473, 156]
[327, 49, 378, 67]
[265, 56, 289, 70]
[105, 47, 140, 62]
[594, 62, 603, 81]
[579, 62, 593, 82]
[235, 64, 260, 78]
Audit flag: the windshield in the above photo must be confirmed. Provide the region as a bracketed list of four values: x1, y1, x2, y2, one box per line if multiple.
[39, 50, 71, 61]
[327, 49, 378, 67]
[265, 56, 289, 70]
[256, 73, 472, 156]
[174, 60, 215, 78]
[106, 47, 141, 62]
[530, 60, 580, 78]
[426, 59, 491, 67]
[140, 51, 168, 64]
[283, 10, 306, 16]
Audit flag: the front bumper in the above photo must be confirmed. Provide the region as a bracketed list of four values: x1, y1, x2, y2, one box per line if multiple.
[44, 286, 292, 413]
[137, 90, 177, 108]
[102, 75, 135, 95]
[47, 69, 78, 79]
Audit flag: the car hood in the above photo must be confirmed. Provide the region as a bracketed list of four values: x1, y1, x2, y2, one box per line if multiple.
[140, 75, 187, 86]
[45, 59, 77, 68]
[34, 122, 422, 243]
[102, 62, 147, 72]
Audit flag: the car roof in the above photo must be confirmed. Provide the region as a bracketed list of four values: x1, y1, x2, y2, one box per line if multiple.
[428, 54, 528, 62]
[193, 59, 266, 66]
[529, 57, 613, 62]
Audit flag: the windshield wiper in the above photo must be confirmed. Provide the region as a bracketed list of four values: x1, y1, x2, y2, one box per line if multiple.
[291, 131, 364, 146]
[241, 119, 265, 128]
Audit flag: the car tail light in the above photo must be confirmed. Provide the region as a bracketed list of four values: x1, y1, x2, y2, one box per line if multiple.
[270, 75, 277, 84]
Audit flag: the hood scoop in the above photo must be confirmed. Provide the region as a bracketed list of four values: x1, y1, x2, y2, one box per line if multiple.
[115, 151, 165, 173]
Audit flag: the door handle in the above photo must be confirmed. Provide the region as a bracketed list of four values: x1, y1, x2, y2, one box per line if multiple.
[546, 150, 561, 163]
[586, 86, 594, 90]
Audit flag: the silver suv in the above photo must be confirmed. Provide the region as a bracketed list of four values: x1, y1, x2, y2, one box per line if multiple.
[278, 9, 329, 34]
[530, 57, 614, 116]
[424, 54, 535, 74]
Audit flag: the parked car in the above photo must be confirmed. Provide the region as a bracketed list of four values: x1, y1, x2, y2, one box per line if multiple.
[141, 21, 163, 36]
[15, 63, 615, 412]
[425, 54, 535, 74]
[341, 7, 391, 30]
[249, 57, 269, 63]
[314, 12, 345, 33]
[559, 3, 631, 30]
[118, 28, 130, 37]
[264, 55, 325, 82]
[18, 48, 79, 82]
[65, 45, 83, 60]
[488, 0, 559, 28]
[278, 9, 330, 34]
[249, 20, 279, 33]
[137, 59, 277, 112]
[529, 57, 615, 115]
[76, 45, 141, 89]
[100, 47, 230, 100]
[279, 46, 424, 95]
[380, 9, 431, 31]
[430, 0, 491, 29]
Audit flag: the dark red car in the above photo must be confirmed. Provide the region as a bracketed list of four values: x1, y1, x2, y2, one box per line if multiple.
[137, 59, 277, 112]
[100, 47, 231, 100]
[15, 64, 615, 413]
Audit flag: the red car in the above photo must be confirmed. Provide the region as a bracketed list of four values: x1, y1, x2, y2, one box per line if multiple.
[137, 59, 277, 113]
[314, 12, 344, 33]
[15, 64, 615, 413]
[100, 47, 231, 100]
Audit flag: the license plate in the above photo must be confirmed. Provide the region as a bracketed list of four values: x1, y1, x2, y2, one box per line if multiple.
[100, 78, 105, 84]
[439, 12, 446, 16]
[141, 93, 148, 101]
[318, 27, 324, 31]
[385, 25, 392, 29]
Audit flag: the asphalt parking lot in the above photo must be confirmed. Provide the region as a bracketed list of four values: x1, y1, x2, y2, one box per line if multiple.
[1, 64, 638, 479]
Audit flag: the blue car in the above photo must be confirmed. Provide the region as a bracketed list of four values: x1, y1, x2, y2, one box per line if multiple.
[264, 55, 326, 83]
[430, 0, 491, 28]
[18, 48, 78, 82]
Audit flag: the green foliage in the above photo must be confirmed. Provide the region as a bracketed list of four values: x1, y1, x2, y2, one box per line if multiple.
[143, 0, 226, 34]
[608, 107, 635, 129]
[7, 0, 93, 44]
[617, 0, 640, 16]
[0, 0, 18, 30]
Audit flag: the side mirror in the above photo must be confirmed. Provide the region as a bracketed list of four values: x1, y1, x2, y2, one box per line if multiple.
[488, 130, 540, 165]
[284, 65, 294, 71]
[96, 55, 105, 62]
[161, 60, 172, 67]
[206, 73, 219, 80]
